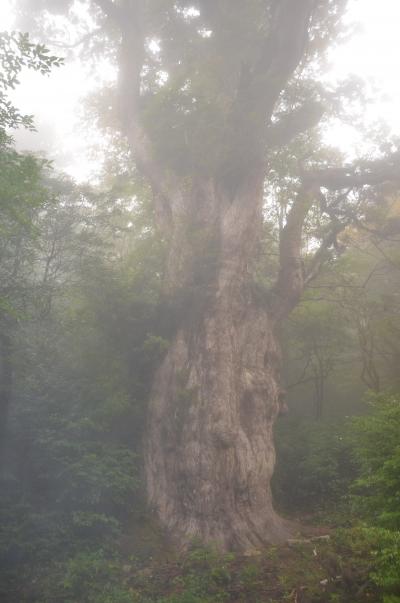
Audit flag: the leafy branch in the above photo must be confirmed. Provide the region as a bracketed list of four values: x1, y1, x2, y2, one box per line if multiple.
[0, 31, 63, 138]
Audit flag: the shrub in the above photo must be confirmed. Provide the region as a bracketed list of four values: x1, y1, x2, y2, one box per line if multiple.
[272, 418, 355, 514]
[350, 393, 400, 529]
[40, 551, 135, 603]
[334, 527, 400, 603]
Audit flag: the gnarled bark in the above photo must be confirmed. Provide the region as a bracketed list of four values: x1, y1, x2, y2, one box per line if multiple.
[145, 173, 291, 550]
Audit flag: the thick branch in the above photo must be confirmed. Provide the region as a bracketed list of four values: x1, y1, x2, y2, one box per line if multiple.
[272, 185, 317, 319]
[115, 1, 177, 233]
[305, 152, 400, 189]
[253, 0, 317, 117]
[225, 1, 318, 195]
[304, 222, 345, 286]
[266, 101, 325, 148]
[48, 29, 101, 50]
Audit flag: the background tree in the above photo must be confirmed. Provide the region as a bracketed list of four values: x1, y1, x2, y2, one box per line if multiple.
[289, 189, 400, 407]
[283, 301, 350, 420]
[0, 32, 62, 466]
[0, 165, 166, 601]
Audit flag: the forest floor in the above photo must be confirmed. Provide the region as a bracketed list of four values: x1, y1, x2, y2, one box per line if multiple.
[7, 512, 386, 603]
[117, 516, 379, 603]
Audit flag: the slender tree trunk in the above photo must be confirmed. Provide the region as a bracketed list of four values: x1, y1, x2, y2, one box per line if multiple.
[0, 331, 13, 473]
[145, 173, 291, 550]
[314, 373, 324, 421]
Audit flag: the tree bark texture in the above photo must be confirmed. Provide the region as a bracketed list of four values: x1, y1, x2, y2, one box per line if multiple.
[145, 173, 291, 550]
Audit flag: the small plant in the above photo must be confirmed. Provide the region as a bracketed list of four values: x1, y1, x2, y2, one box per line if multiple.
[240, 562, 261, 585]
[34, 550, 136, 603]
[368, 528, 400, 603]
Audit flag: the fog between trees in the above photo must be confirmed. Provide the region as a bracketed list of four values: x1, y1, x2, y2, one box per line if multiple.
[1, 2, 400, 601]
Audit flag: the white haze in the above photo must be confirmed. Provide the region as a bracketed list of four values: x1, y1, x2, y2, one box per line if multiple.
[1, 0, 400, 181]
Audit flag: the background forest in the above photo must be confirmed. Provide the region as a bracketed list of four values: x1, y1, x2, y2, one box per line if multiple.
[1, 3, 400, 603]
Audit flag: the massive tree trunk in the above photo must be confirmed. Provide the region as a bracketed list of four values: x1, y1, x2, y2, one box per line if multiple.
[145, 171, 291, 549]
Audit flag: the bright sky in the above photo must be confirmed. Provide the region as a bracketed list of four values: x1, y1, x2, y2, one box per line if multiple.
[1, 0, 400, 181]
